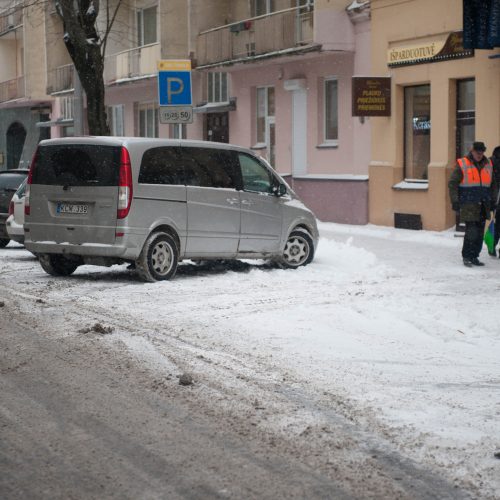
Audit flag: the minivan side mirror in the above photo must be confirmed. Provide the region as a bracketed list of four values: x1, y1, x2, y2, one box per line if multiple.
[272, 182, 287, 197]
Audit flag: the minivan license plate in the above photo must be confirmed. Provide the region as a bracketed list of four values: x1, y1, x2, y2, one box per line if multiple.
[57, 203, 88, 214]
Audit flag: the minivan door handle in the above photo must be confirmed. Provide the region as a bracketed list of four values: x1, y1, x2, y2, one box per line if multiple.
[226, 197, 239, 205]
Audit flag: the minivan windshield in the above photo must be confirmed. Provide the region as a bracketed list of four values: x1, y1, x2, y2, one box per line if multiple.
[33, 145, 121, 186]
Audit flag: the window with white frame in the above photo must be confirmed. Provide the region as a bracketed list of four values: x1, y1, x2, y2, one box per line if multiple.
[170, 124, 186, 139]
[208, 73, 229, 103]
[324, 78, 338, 143]
[107, 105, 124, 136]
[252, 0, 275, 16]
[60, 96, 74, 120]
[256, 86, 274, 144]
[137, 5, 157, 46]
[137, 102, 159, 138]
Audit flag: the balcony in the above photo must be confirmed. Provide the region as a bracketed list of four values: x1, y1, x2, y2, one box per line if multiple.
[0, 10, 23, 36]
[47, 64, 74, 94]
[104, 43, 160, 85]
[196, 5, 314, 67]
[0, 76, 25, 103]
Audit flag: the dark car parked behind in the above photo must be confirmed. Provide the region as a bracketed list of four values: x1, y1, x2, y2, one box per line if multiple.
[0, 169, 29, 248]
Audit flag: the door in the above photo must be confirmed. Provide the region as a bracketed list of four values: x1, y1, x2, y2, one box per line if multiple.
[180, 147, 241, 257]
[291, 89, 307, 175]
[206, 113, 229, 143]
[237, 152, 282, 254]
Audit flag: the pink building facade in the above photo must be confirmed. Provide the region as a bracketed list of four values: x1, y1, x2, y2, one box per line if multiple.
[194, 1, 371, 224]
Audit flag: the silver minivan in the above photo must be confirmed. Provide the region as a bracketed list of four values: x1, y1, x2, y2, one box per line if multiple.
[24, 137, 318, 281]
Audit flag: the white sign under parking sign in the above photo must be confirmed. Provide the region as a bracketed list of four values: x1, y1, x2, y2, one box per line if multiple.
[159, 106, 193, 124]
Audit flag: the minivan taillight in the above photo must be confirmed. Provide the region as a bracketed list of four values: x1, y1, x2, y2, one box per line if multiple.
[117, 147, 133, 219]
[8, 200, 14, 216]
[24, 148, 39, 216]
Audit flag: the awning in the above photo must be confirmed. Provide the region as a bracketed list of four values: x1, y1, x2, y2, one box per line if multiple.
[193, 98, 236, 114]
[36, 118, 74, 128]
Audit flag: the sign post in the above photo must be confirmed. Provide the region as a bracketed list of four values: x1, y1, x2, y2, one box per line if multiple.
[158, 60, 193, 124]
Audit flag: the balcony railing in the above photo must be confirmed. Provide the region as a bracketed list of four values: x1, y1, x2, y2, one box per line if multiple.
[47, 64, 74, 94]
[0, 10, 23, 35]
[104, 43, 160, 84]
[197, 5, 314, 66]
[0, 76, 25, 102]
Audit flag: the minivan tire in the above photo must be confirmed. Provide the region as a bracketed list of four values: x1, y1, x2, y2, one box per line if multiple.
[136, 232, 179, 282]
[279, 229, 314, 269]
[39, 253, 80, 276]
[0, 238, 9, 248]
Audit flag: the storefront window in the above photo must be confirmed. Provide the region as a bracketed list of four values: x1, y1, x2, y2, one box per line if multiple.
[456, 79, 475, 158]
[404, 85, 430, 180]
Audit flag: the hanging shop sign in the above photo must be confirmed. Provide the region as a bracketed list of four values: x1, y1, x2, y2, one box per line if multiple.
[352, 77, 391, 117]
[387, 31, 473, 67]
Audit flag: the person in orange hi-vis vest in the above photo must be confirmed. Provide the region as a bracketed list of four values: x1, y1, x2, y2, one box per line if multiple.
[448, 141, 497, 267]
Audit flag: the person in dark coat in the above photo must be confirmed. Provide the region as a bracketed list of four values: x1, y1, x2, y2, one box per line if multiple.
[489, 146, 500, 257]
[448, 141, 495, 267]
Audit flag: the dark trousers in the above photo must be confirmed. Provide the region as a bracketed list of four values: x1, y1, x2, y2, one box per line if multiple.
[494, 209, 500, 249]
[462, 220, 486, 260]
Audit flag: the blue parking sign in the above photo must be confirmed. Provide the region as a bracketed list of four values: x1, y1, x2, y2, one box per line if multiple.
[158, 61, 192, 106]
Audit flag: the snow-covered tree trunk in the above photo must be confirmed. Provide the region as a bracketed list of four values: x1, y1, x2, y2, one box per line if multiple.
[56, 0, 110, 135]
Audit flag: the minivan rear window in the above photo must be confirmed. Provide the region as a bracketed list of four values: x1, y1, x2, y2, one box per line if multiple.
[32, 145, 121, 186]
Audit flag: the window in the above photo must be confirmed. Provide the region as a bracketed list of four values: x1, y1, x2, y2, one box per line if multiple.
[178, 147, 238, 188]
[137, 6, 157, 46]
[137, 102, 159, 138]
[239, 153, 274, 194]
[253, 0, 275, 16]
[324, 78, 338, 143]
[456, 79, 475, 159]
[256, 86, 274, 144]
[404, 85, 430, 180]
[61, 126, 74, 138]
[170, 123, 186, 139]
[108, 105, 124, 136]
[139, 147, 185, 185]
[208, 73, 229, 103]
[33, 145, 121, 186]
[61, 96, 74, 120]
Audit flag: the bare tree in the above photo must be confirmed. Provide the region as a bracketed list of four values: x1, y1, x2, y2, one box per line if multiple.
[54, 0, 123, 135]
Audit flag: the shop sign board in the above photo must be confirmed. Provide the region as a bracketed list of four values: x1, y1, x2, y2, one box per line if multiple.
[387, 31, 473, 67]
[352, 77, 391, 117]
[158, 60, 193, 124]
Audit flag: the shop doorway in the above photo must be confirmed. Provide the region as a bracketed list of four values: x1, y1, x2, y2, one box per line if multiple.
[206, 113, 229, 143]
[6, 122, 27, 169]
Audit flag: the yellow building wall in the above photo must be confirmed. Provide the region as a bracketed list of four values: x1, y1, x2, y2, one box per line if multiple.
[369, 0, 500, 230]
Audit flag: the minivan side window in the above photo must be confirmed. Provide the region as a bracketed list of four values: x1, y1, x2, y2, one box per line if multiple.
[238, 153, 273, 194]
[139, 147, 184, 185]
[33, 145, 121, 186]
[180, 147, 239, 189]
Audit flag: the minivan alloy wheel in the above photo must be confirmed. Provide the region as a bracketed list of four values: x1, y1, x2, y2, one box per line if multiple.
[281, 229, 314, 268]
[151, 240, 173, 275]
[136, 232, 179, 282]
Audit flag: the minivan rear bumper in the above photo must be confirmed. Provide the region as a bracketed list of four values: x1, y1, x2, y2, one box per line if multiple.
[25, 239, 131, 258]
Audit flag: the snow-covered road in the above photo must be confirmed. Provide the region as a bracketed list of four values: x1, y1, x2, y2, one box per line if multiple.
[1, 222, 499, 498]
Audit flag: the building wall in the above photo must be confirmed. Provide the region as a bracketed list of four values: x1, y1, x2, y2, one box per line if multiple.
[369, 0, 500, 230]
[23, 4, 48, 100]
